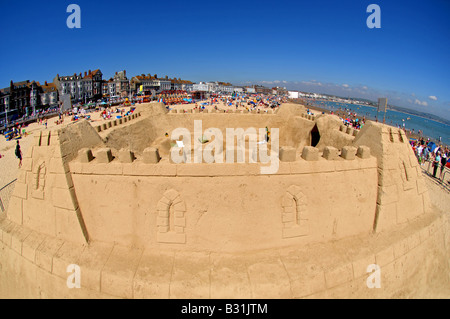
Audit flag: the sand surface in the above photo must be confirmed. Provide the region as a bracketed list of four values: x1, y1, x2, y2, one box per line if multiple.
[0, 102, 448, 298]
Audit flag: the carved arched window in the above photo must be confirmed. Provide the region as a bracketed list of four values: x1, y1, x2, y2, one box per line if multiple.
[156, 189, 186, 244]
[281, 185, 308, 238]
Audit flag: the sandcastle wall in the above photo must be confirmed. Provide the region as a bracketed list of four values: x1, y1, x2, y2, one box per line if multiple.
[68, 154, 378, 251]
[0, 103, 447, 298]
[2, 105, 433, 250]
[0, 207, 447, 298]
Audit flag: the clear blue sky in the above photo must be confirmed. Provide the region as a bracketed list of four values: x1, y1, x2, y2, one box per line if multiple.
[1, 0, 449, 119]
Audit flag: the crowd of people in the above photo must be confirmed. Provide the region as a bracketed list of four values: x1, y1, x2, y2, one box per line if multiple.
[211, 94, 287, 110]
[177, 94, 287, 113]
[99, 107, 130, 120]
[2, 123, 29, 141]
[337, 110, 366, 130]
[306, 105, 367, 131]
[411, 138, 449, 181]
[304, 102, 449, 185]
[50, 104, 134, 124]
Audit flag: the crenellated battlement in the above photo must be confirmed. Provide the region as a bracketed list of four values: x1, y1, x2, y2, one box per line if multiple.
[338, 124, 359, 137]
[170, 108, 276, 114]
[94, 112, 143, 133]
[300, 112, 316, 121]
[68, 143, 376, 177]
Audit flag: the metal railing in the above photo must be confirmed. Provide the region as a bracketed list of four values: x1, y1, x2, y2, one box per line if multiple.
[1, 111, 60, 133]
[0, 179, 17, 212]
[420, 158, 450, 191]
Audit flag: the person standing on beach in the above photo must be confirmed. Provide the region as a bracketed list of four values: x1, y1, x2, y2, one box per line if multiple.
[433, 152, 441, 178]
[439, 153, 447, 180]
[15, 140, 22, 168]
[416, 144, 424, 163]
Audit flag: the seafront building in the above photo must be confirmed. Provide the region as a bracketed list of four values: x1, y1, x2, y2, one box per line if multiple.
[0, 88, 11, 121]
[1, 66, 282, 125]
[113, 70, 130, 98]
[180, 80, 194, 92]
[40, 82, 59, 107]
[1, 80, 42, 121]
[0, 79, 61, 123]
[101, 70, 130, 100]
[131, 74, 172, 96]
[53, 69, 103, 104]
[192, 82, 209, 92]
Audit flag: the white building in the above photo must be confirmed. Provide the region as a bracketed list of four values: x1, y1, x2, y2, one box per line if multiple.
[54, 69, 103, 103]
[182, 82, 194, 92]
[108, 80, 116, 97]
[159, 79, 172, 91]
[206, 82, 218, 92]
[288, 91, 299, 99]
[231, 87, 241, 94]
[193, 82, 209, 91]
[142, 78, 171, 92]
[40, 82, 59, 106]
[171, 79, 183, 91]
[131, 75, 175, 94]
[220, 84, 234, 94]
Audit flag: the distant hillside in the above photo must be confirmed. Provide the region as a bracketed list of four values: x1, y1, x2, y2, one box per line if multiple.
[386, 105, 450, 126]
[323, 93, 450, 126]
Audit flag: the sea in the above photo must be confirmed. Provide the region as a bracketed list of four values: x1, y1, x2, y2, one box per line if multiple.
[308, 100, 450, 146]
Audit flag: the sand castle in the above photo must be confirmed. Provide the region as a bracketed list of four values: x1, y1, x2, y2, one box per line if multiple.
[0, 102, 448, 298]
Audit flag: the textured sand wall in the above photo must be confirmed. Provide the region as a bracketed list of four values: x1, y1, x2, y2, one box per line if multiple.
[69, 157, 378, 252]
[0, 210, 447, 298]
